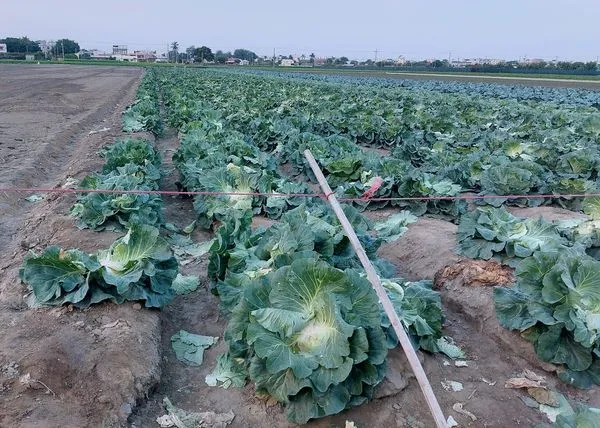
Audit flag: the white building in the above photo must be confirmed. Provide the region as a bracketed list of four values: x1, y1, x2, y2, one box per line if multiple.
[280, 58, 295, 66]
[0, 43, 7, 54]
[90, 50, 112, 60]
[113, 54, 138, 62]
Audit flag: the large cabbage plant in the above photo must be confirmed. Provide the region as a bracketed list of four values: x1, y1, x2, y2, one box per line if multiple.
[207, 207, 457, 423]
[457, 206, 567, 266]
[20, 224, 177, 308]
[494, 249, 600, 389]
[224, 258, 389, 424]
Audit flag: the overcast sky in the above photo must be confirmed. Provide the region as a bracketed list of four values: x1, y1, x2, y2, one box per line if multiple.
[3, 0, 599, 61]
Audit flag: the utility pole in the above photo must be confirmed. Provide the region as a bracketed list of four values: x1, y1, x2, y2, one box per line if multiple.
[61, 41, 65, 61]
[374, 49, 378, 64]
[273, 47, 276, 67]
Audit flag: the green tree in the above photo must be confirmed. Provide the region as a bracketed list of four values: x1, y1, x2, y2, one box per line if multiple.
[194, 46, 214, 62]
[215, 50, 231, 64]
[310, 52, 315, 66]
[186, 45, 195, 61]
[233, 48, 258, 62]
[54, 39, 80, 55]
[0, 37, 41, 53]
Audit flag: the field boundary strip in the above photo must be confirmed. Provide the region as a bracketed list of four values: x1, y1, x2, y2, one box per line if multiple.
[3, 186, 600, 203]
[384, 71, 600, 84]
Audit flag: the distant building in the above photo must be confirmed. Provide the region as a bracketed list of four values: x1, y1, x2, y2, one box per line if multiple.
[395, 56, 407, 65]
[113, 53, 138, 62]
[239, 59, 249, 66]
[112, 45, 128, 55]
[520, 57, 545, 65]
[280, 58, 295, 66]
[134, 50, 157, 62]
[450, 58, 505, 67]
[0, 43, 6, 54]
[298, 57, 313, 66]
[225, 57, 238, 65]
[90, 50, 112, 60]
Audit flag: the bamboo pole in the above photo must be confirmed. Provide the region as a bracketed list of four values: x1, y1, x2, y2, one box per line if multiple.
[304, 150, 448, 428]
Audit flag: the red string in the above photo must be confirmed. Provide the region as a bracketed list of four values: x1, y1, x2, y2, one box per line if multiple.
[2, 187, 600, 203]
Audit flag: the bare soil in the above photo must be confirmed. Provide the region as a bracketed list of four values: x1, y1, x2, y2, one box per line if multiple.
[0, 64, 163, 428]
[1, 65, 598, 428]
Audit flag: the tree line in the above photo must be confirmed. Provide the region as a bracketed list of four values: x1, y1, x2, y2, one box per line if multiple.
[170, 42, 258, 64]
[0, 36, 80, 57]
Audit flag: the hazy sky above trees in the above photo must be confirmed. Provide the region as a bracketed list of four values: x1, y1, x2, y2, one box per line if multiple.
[3, 0, 598, 60]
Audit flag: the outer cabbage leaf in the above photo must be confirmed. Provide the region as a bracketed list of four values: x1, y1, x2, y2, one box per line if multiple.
[20, 247, 100, 306]
[457, 207, 566, 264]
[373, 211, 417, 243]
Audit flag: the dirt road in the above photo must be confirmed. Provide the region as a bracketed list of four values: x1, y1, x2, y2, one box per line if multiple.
[0, 64, 163, 428]
[0, 64, 142, 250]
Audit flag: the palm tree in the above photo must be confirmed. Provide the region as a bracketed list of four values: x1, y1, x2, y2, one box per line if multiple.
[171, 41, 179, 63]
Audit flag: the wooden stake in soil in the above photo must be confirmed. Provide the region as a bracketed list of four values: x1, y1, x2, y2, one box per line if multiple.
[304, 149, 448, 428]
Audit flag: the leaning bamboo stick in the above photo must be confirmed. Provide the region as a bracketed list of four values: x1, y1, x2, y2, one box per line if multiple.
[304, 149, 448, 428]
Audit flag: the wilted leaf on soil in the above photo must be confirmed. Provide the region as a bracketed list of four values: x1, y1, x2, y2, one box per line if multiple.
[172, 274, 200, 295]
[521, 369, 546, 383]
[171, 330, 218, 366]
[452, 402, 477, 421]
[169, 234, 214, 259]
[520, 395, 540, 409]
[157, 397, 235, 428]
[446, 416, 458, 427]
[436, 337, 465, 359]
[505, 377, 546, 389]
[441, 380, 464, 392]
[24, 194, 43, 202]
[527, 387, 559, 407]
[538, 392, 573, 423]
[205, 353, 246, 389]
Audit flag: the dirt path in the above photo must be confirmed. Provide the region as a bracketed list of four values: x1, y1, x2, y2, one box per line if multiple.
[0, 64, 142, 253]
[0, 65, 165, 428]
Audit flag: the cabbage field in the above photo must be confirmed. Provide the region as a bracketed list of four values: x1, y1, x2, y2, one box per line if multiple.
[21, 67, 600, 425]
